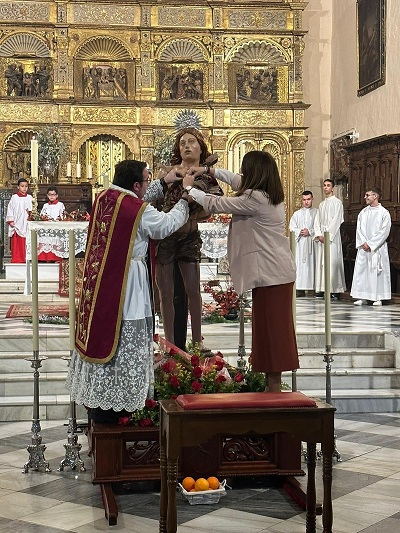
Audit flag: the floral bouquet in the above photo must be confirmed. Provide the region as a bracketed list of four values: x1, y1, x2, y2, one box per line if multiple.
[203, 280, 241, 317]
[207, 213, 232, 224]
[119, 338, 266, 427]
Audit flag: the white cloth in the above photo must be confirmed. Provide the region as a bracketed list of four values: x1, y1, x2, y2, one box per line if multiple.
[6, 193, 33, 238]
[314, 195, 346, 293]
[289, 207, 317, 290]
[350, 204, 391, 301]
[40, 201, 65, 220]
[66, 181, 189, 412]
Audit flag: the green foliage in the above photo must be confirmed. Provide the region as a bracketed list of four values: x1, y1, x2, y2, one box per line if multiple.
[36, 126, 69, 172]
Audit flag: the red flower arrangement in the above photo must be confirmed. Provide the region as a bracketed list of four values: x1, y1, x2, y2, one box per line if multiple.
[203, 280, 240, 317]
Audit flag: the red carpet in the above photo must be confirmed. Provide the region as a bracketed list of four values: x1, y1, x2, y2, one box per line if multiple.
[6, 304, 69, 318]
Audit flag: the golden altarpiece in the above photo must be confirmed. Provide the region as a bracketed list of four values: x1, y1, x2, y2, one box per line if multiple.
[0, 0, 310, 258]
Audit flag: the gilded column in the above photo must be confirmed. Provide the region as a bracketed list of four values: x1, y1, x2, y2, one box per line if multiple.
[289, 135, 308, 214]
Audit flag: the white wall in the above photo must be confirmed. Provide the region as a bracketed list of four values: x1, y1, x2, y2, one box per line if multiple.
[303, 0, 400, 204]
[303, 0, 332, 203]
[331, 0, 400, 142]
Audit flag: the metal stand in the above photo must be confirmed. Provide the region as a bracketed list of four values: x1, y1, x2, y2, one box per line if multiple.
[57, 355, 86, 472]
[23, 351, 51, 473]
[318, 346, 342, 462]
[237, 294, 247, 369]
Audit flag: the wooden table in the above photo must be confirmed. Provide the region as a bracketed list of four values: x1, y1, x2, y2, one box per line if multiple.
[159, 395, 335, 533]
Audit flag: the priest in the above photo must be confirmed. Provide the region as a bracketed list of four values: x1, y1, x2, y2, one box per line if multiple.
[66, 159, 189, 422]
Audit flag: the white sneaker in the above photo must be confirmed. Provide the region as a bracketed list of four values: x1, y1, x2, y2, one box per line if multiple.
[372, 300, 382, 306]
[354, 300, 366, 306]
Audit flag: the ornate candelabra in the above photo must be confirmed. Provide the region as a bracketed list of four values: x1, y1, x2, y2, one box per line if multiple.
[58, 356, 86, 472]
[23, 230, 51, 473]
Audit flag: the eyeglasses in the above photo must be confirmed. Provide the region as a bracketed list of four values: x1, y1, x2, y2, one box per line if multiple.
[141, 179, 150, 183]
[364, 193, 376, 197]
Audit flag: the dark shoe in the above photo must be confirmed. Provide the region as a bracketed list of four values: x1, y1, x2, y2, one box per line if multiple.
[314, 292, 324, 298]
[330, 293, 339, 300]
[296, 290, 306, 298]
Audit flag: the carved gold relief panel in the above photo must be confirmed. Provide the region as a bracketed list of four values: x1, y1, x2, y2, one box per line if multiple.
[72, 106, 137, 125]
[71, 4, 137, 26]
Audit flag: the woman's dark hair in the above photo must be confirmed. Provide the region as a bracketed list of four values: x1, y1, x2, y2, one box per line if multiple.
[237, 150, 284, 205]
[113, 159, 147, 190]
[170, 127, 212, 165]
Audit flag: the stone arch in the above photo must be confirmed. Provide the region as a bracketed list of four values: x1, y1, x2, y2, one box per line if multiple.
[75, 36, 132, 61]
[2, 128, 37, 185]
[0, 33, 51, 58]
[3, 128, 36, 151]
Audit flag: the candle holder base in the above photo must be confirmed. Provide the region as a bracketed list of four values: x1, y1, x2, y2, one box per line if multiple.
[23, 421, 51, 473]
[58, 432, 86, 472]
[317, 434, 342, 462]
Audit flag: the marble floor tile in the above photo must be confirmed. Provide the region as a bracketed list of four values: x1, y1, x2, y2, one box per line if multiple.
[18, 501, 105, 530]
[0, 492, 62, 519]
[74, 514, 159, 533]
[178, 508, 282, 532]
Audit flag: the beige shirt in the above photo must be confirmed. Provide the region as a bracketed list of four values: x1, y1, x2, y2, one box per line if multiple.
[190, 168, 295, 294]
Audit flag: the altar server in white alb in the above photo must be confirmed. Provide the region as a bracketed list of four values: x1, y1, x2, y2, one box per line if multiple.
[350, 187, 391, 306]
[40, 186, 65, 220]
[289, 190, 317, 296]
[6, 177, 33, 263]
[313, 178, 346, 299]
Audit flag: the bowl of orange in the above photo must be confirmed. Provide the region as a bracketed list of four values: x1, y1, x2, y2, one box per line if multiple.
[178, 476, 227, 505]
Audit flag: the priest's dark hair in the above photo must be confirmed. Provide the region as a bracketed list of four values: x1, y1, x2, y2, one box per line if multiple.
[302, 190, 313, 197]
[113, 159, 147, 190]
[370, 186, 382, 199]
[236, 150, 284, 205]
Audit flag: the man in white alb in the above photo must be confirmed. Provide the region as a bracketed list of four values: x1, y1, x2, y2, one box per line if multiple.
[350, 187, 391, 306]
[289, 190, 317, 296]
[314, 179, 346, 299]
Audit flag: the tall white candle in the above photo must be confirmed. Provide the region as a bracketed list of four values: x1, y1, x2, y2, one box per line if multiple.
[30, 138, 39, 179]
[324, 231, 331, 347]
[66, 161, 72, 176]
[69, 231, 76, 352]
[290, 231, 297, 330]
[228, 150, 233, 172]
[76, 162, 81, 179]
[87, 164, 92, 181]
[234, 146, 240, 174]
[31, 230, 39, 351]
[103, 172, 109, 189]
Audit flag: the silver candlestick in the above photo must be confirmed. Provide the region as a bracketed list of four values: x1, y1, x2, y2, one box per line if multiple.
[23, 352, 51, 473]
[237, 293, 247, 369]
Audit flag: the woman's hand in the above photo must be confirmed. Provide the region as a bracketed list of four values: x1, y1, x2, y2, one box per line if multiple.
[182, 173, 195, 189]
[163, 166, 185, 184]
[185, 166, 207, 179]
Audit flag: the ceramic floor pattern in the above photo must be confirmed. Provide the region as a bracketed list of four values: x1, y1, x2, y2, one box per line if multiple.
[0, 413, 400, 532]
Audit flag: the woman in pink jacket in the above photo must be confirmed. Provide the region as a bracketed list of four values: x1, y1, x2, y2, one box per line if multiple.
[183, 150, 299, 392]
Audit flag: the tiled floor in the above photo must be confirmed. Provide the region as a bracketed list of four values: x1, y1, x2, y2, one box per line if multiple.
[0, 296, 400, 531]
[0, 413, 400, 532]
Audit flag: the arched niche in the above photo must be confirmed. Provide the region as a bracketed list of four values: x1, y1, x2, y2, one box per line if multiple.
[227, 40, 290, 104]
[0, 33, 52, 98]
[74, 36, 134, 101]
[2, 129, 36, 186]
[157, 38, 208, 101]
[75, 134, 134, 187]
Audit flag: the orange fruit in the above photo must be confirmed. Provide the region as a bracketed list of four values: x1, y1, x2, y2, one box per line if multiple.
[182, 476, 195, 491]
[189, 488, 196, 492]
[207, 476, 220, 490]
[194, 477, 209, 491]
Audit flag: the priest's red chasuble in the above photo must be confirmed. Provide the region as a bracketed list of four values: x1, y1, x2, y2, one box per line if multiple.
[75, 188, 147, 363]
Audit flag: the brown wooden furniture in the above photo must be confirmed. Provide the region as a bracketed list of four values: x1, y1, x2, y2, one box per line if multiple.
[37, 182, 92, 215]
[342, 134, 400, 292]
[159, 392, 335, 533]
[88, 417, 304, 525]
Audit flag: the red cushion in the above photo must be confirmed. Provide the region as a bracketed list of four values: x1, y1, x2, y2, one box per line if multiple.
[176, 392, 317, 410]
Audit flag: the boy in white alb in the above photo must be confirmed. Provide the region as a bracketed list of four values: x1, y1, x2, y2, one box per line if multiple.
[6, 177, 33, 263]
[38, 186, 66, 262]
[40, 186, 65, 220]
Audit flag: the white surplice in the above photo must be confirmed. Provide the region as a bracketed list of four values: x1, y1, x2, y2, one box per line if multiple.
[314, 195, 346, 293]
[40, 201, 65, 220]
[289, 207, 317, 290]
[6, 193, 33, 237]
[350, 204, 391, 301]
[66, 181, 189, 412]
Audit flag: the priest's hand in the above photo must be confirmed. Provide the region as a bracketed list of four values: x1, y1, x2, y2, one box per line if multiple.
[163, 166, 185, 184]
[362, 242, 371, 252]
[182, 174, 195, 189]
